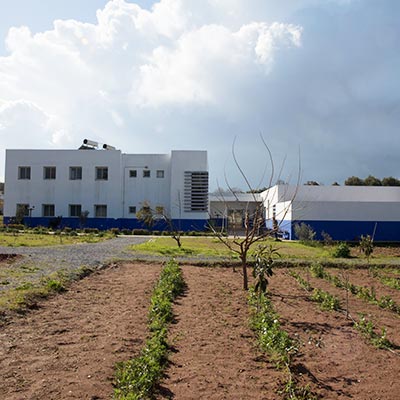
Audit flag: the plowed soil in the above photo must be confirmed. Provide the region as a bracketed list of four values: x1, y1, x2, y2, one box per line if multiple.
[1, 262, 400, 399]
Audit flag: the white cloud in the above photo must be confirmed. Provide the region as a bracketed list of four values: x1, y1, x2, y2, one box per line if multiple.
[0, 0, 399, 187]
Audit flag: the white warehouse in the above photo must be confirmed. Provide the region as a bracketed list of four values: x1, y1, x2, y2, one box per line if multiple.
[4, 143, 209, 231]
[262, 184, 400, 241]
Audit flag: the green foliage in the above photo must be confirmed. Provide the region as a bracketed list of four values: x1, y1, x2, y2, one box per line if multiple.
[311, 288, 341, 311]
[354, 314, 394, 350]
[382, 176, 400, 186]
[252, 244, 279, 297]
[344, 176, 364, 186]
[45, 279, 66, 293]
[248, 289, 296, 367]
[359, 235, 374, 261]
[364, 175, 382, 186]
[289, 271, 313, 292]
[310, 263, 326, 279]
[136, 202, 155, 228]
[378, 274, 400, 291]
[248, 289, 318, 399]
[332, 242, 351, 258]
[293, 223, 316, 243]
[114, 259, 184, 400]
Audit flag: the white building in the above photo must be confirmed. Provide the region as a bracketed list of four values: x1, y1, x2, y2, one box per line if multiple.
[4, 143, 209, 231]
[262, 184, 400, 241]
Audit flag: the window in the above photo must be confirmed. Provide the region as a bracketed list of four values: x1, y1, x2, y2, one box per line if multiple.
[69, 204, 82, 217]
[18, 166, 31, 180]
[143, 170, 150, 178]
[95, 167, 108, 180]
[95, 204, 107, 217]
[16, 204, 29, 217]
[43, 167, 56, 180]
[184, 171, 209, 212]
[128, 206, 136, 214]
[156, 170, 164, 178]
[42, 204, 55, 217]
[129, 170, 137, 178]
[69, 167, 82, 180]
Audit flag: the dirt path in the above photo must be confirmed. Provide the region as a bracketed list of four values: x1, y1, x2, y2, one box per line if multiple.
[269, 269, 400, 399]
[158, 265, 285, 400]
[0, 263, 161, 400]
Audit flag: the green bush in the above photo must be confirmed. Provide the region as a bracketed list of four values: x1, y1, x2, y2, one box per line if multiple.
[83, 228, 99, 234]
[332, 242, 351, 258]
[132, 229, 150, 235]
[293, 223, 316, 243]
[110, 228, 120, 235]
[121, 229, 131, 235]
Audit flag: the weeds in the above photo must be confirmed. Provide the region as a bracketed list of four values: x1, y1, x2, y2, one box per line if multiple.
[114, 259, 185, 400]
[311, 289, 341, 311]
[248, 289, 318, 399]
[354, 314, 395, 350]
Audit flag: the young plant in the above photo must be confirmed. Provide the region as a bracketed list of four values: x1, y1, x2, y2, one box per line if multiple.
[359, 234, 374, 263]
[114, 259, 185, 400]
[252, 244, 279, 306]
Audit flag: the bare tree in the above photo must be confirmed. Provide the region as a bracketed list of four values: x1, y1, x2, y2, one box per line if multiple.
[208, 135, 300, 290]
[137, 192, 183, 248]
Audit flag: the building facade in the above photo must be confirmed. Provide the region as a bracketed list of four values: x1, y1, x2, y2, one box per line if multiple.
[262, 184, 400, 241]
[4, 146, 209, 231]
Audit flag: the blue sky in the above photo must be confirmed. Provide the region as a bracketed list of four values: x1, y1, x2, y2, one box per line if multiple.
[0, 0, 399, 190]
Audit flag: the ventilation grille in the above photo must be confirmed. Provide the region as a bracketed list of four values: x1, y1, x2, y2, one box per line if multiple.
[184, 171, 209, 212]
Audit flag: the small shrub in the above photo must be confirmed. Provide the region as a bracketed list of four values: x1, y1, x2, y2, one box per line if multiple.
[310, 263, 325, 279]
[332, 242, 351, 258]
[311, 288, 341, 311]
[121, 229, 131, 235]
[293, 223, 316, 243]
[110, 228, 120, 236]
[132, 229, 150, 235]
[321, 231, 333, 246]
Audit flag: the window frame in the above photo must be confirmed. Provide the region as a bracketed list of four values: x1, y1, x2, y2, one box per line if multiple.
[43, 166, 56, 180]
[94, 204, 107, 218]
[156, 170, 164, 178]
[42, 204, 55, 217]
[143, 169, 151, 178]
[128, 206, 136, 214]
[129, 169, 137, 178]
[69, 166, 82, 180]
[69, 204, 82, 217]
[18, 166, 31, 180]
[95, 167, 108, 181]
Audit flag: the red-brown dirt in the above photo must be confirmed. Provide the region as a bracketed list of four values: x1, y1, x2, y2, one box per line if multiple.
[1, 262, 400, 399]
[157, 266, 285, 400]
[272, 268, 400, 399]
[0, 263, 161, 400]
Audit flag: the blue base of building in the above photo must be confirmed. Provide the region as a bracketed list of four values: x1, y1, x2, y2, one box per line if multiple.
[293, 220, 400, 242]
[3, 216, 209, 232]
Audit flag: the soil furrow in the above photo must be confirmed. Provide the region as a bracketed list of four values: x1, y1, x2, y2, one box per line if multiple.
[158, 265, 285, 400]
[0, 262, 161, 400]
[270, 269, 400, 399]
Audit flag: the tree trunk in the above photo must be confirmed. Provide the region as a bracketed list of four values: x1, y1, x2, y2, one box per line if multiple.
[241, 258, 248, 290]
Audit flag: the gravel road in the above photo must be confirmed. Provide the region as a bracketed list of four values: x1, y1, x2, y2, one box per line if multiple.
[0, 236, 151, 289]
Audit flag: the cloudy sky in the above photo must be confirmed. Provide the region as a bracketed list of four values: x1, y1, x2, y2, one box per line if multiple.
[0, 0, 399, 190]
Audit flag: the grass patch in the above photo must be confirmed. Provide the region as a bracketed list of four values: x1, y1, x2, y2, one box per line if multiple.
[131, 237, 332, 260]
[0, 266, 94, 316]
[114, 259, 185, 400]
[0, 232, 112, 247]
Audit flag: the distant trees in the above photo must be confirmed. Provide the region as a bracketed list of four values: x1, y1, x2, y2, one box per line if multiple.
[344, 175, 400, 186]
[304, 181, 319, 186]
